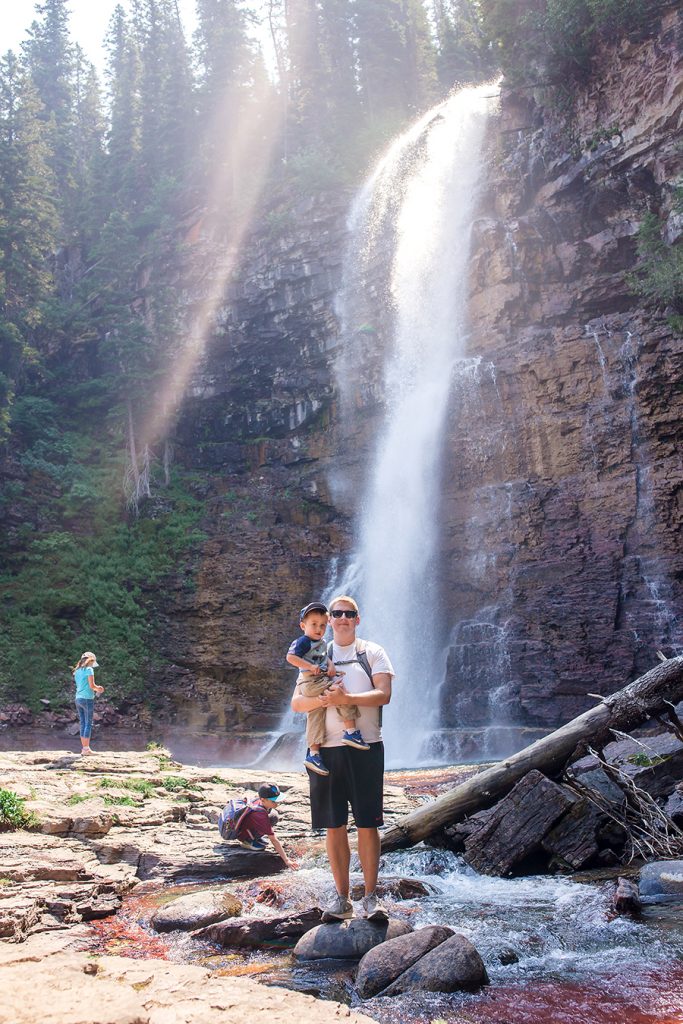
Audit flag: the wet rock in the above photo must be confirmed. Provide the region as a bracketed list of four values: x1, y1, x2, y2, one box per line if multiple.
[497, 947, 520, 965]
[381, 933, 489, 995]
[197, 907, 323, 948]
[151, 888, 242, 932]
[355, 924, 454, 998]
[639, 860, 683, 900]
[569, 765, 626, 808]
[349, 876, 435, 901]
[613, 876, 641, 916]
[294, 918, 412, 961]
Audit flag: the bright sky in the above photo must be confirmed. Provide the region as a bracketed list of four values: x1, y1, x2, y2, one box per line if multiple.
[3, 0, 199, 70]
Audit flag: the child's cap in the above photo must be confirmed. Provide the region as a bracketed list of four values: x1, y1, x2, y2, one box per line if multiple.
[258, 783, 282, 802]
[81, 651, 99, 667]
[299, 602, 328, 621]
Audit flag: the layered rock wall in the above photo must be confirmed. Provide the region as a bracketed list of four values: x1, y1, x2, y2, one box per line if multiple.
[440, 8, 683, 727]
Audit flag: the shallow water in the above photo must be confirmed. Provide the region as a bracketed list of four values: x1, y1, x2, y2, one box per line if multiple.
[0, 726, 279, 767]
[90, 845, 683, 1024]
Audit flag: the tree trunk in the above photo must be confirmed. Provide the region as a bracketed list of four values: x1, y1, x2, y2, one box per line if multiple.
[381, 656, 683, 852]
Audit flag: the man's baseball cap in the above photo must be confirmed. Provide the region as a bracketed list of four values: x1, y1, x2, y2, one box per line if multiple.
[299, 602, 328, 621]
[258, 783, 282, 802]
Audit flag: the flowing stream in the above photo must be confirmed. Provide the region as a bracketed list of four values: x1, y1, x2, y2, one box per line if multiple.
[93, 842, 683, 1024]
[331, 84, 497, 767]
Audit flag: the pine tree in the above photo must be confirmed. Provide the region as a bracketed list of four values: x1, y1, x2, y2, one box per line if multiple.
[22, 0, 78, 235]
[316, 0, 361, 144]
[104, 4, 142, 217]
[193, 0, 264, 191]
[132, 0, 194, 198]
[66, 49, 105, 282]
[0, 51, 58, 439]
[402, 0, 438, 111]
[354, 0, 437, 124]
[284, 0, 323, 147]
[433, 0, 496, 87]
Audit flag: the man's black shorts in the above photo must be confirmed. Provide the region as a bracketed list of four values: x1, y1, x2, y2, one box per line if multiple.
[309, 742, 384, 829]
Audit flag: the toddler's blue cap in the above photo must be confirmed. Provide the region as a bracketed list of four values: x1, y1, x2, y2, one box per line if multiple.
[299, 602, 328, 621]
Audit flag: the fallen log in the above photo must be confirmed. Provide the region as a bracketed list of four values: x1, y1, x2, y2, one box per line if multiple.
[381, 655, 683, 852]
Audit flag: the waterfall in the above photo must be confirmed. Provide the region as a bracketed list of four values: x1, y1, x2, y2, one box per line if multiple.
[333, 84, 497, 768]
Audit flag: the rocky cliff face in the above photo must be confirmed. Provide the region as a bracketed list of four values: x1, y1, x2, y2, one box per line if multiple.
[157, 193, 354, 731]
[162, 10, 682, 737]
[440, 8, 683, 728]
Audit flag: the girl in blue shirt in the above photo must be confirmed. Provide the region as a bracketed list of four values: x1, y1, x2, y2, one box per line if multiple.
[72, 651, 104, 755]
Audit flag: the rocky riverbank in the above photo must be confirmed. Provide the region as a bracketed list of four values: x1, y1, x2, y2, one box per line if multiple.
[3, 746, 683, 1024]
[0, 747, 416, 1023]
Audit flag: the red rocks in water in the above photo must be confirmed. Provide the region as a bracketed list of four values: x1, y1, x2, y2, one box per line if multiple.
[254, 883, 286, 907]
[349, 876, 434, 901]
[613, 877, 641, 916]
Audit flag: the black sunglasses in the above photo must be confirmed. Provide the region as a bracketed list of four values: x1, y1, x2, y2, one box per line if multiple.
[330, 609, 357, 619]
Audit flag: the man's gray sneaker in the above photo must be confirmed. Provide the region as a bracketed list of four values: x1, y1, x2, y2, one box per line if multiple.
[321, 893, 354, 922]
[361, 891, 388, 922]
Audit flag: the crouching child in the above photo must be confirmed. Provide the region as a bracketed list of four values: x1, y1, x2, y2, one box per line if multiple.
[218, 783, 298, 870]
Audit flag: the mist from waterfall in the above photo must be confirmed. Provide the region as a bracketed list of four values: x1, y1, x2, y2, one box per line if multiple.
[332, 84, 496, 767]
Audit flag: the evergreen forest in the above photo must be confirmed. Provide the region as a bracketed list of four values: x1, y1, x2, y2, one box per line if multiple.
[0, 0, 670, 709]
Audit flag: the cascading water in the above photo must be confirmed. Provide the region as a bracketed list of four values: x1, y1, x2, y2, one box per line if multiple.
[332, 84, 497, 768]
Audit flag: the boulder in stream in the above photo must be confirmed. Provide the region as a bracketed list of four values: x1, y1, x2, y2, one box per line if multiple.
[355, 924, 454, 998]
[151, 888, 243, 932]
[381, 933, 489, 995]
[613, 876, 641, 916]
[639, 860, 683, 900]
[294, 918, 412, 961]
[196, 907, 323, 948]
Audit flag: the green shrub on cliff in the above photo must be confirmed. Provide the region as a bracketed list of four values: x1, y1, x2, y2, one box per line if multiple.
[483, 0, 667, 84]
[0, 789, 37, 831]
[629, 206, 683, 334]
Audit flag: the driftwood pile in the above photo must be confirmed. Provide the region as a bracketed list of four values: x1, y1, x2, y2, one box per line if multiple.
[382, 656, 683, 876]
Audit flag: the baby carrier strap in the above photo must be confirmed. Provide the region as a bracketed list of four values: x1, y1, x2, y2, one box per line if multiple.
[327, 640, 382, 725]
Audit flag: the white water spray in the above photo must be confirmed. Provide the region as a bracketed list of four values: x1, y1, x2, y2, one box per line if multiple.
[334, 85, 497, 767]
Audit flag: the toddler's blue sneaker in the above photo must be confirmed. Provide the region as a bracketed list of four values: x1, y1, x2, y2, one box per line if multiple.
[305, 751, 329, 776]
[342, 729, 370, 750]
[239, 837, 267, 851]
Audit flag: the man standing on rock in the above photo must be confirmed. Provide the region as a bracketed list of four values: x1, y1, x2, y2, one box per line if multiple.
[291, 594, 394, 922]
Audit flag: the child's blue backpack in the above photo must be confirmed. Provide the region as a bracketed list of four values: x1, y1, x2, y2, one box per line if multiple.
[218, 796, 257, 841]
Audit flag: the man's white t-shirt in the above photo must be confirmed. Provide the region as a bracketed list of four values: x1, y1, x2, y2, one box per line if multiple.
[305, 638, 395, 748]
